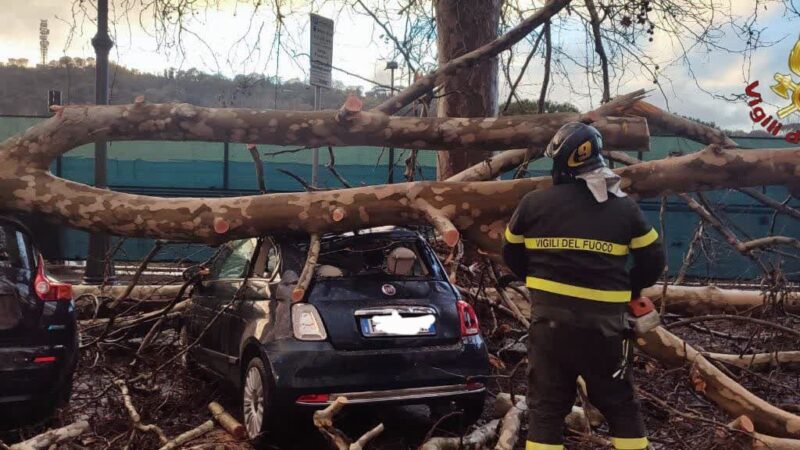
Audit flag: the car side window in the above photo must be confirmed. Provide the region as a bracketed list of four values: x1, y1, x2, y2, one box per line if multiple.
[208, 239, 257, 279]
[266, 244, 279, 276]
[0, 224, 33, 271]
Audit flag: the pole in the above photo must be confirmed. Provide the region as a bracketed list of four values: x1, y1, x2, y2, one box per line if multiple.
[84, 0, 114, 284]
[387, 66, 396, 183]
[311, 86, 321, 187]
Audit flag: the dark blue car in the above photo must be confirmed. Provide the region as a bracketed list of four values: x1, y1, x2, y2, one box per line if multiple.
[0, 216, 78, 426]
[182, 227, 489, 440]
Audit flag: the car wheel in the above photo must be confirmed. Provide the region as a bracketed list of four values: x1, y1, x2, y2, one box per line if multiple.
[242, 357, 272, 440]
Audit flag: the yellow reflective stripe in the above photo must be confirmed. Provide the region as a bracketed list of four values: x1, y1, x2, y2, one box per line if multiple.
[505, 227, 525, 244]
[612, 437, 649, 450]
[524, 237, 629, 256]
[630, 228, 658, 249]
[526, 277, 631, 303]
[526, 442, 564, 450]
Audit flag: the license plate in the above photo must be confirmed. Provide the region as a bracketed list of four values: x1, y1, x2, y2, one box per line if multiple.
[360, 311, 436, 337]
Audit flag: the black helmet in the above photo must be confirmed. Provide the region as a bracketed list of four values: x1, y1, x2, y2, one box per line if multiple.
[545, 122, 606, 184]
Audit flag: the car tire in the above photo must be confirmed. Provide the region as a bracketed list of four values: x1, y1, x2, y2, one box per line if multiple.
[242, 357, 273, 441]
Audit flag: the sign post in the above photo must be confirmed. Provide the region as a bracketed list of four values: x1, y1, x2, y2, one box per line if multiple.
[309, 13, 333, 187]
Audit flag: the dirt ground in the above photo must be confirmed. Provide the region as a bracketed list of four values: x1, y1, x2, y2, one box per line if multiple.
[2, 264, 799, 449]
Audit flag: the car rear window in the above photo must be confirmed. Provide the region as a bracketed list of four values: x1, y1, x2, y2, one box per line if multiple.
[315, 237, 435, 279]
[0, 224, 33, 270]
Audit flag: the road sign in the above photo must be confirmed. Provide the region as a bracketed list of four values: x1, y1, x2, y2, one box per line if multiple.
[309, 13, 333, 88]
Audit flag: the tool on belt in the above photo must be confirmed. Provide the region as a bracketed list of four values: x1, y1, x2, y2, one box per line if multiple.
[612, 297, 661, 379]
[627, 296, 661, 335]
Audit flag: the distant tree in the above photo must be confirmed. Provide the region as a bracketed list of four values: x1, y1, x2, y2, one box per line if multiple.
[502, 99, 579, 115]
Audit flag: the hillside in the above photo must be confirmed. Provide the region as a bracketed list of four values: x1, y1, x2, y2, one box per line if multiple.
[0, 64, 384, 115]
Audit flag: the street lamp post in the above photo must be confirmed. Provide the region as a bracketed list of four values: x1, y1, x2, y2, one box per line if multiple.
[385, 61, 398, 183]
[84, 0, 114, 284]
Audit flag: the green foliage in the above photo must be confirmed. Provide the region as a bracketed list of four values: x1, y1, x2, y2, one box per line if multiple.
[502, 99, 580, 115]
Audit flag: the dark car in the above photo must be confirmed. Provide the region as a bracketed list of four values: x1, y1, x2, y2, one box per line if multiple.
[0, 216, 77, 425]
[182, 227, 490, 440]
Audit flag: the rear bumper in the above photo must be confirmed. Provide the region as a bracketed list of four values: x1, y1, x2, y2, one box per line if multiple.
[298, 383, 486, 406]
[0, 342, 77, 405]
[262, 335, 489, 408]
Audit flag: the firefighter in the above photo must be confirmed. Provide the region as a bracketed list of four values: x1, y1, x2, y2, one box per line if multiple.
[502, 122, 665, 450]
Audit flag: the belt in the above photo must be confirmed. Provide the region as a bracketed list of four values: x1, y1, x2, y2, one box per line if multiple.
[526, 277, 631, 303]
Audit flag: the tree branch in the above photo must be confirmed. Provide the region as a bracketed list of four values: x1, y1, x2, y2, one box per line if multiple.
[372, 0, 571, 115]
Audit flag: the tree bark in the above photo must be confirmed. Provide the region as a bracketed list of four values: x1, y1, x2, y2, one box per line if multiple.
[642, 284, 800, 315]
[706, 352, 800, 371]
[8, 421, 90, 450]
[3, 103, 647, 165]
[433, 0, 502, 180]
[0, 130, 796, 252]
[447, 90, 648, 182]
[623, 100, 738, 147]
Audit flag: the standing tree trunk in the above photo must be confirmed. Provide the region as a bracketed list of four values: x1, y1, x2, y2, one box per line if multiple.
[434, 0, 502, 180]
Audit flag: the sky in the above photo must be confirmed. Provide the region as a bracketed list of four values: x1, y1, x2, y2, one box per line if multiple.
[1, 0, 799, 130]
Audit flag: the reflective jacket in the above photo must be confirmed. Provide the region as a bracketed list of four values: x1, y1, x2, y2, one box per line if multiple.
[502, 183, 665, 324]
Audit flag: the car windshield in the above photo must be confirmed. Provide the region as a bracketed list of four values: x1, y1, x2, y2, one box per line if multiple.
[314, 236, 433, 279]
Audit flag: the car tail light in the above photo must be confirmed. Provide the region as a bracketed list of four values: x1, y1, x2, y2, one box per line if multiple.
[296, 393, 330, 404]
[33, 356, 57, 364]
[292, 303, 327, 341]
[457, 300, 480, 336]
[34, 255, 72, 302]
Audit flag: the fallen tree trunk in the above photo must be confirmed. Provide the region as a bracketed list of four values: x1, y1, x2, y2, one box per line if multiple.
[418, 420, 500, 450]
[494, 397, 526, 450]
[706, 352, 800, 371]
[637, 327, 800, 438]
[447, 90, 647, 183]
[1, 141, 796, 253]
[642, 284, 800, 314]
[2, 103, 647, 167]
[208, 402, 246, 440]
[623, 100, 738, 147]
[729, 415, 800, 450]
[7, 421, 90, 450]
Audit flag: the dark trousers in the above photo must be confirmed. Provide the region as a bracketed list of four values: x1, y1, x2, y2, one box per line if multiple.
[527, 318, 647, 447]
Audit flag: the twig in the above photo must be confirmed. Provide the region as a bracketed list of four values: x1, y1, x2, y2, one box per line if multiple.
[501, 31, 544, 114]
[276, 168, 323, 191]
[584, 0, 610, 103]
[537, 21, 552, 114]
[157, 421, 215, 450]
[665, 314, 800, 339]
[114, 379, 169, 444]
[246, 144, 267, 194]
[326, 146, 352, 188]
